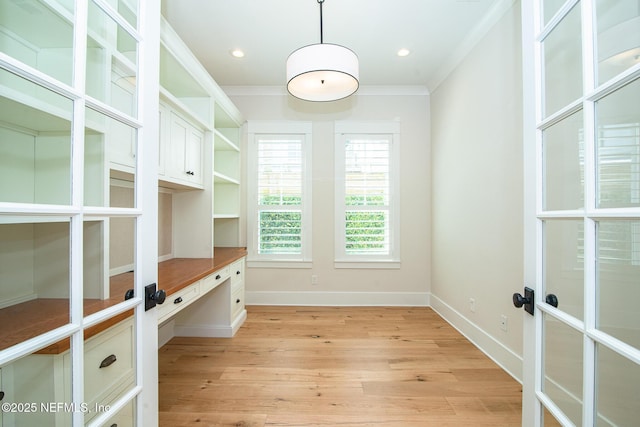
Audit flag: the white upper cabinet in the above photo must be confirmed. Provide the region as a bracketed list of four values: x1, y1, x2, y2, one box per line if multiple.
[165, 111, 204, 188]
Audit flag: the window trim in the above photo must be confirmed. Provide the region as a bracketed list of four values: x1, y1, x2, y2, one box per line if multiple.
[334, 121, 401, 269]
[246, 121, 312, 268]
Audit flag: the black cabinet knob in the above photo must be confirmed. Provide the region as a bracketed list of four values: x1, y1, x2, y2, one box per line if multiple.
[215, 274, 221, 280]
[174, 296, 183, 304]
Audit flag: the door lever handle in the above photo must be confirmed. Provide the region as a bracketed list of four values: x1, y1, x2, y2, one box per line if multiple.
[513, 287, 535, 315]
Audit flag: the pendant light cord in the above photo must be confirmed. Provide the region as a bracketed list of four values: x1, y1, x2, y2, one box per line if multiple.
[318, 0, 324, 44]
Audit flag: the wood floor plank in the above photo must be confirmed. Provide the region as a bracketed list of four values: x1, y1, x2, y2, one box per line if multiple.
[159, 306, 522, 426]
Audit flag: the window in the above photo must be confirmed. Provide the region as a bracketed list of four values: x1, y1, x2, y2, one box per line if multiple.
[247, 121, 312, 267]
[335, 121, 400, 267]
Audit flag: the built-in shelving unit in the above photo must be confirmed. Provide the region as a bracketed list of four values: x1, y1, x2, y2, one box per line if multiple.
[157, 17, 244, 256]
[212, 82, 243, 248]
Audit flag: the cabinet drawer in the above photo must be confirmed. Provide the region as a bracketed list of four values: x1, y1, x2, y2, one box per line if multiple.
[201, 266, 230, 294]
[104, 400, 134, 427]
[230, 258, 245, 286]
[231, 284, 244, 321]
[158, 283, 200, 323]
[75, 319, 134, 411]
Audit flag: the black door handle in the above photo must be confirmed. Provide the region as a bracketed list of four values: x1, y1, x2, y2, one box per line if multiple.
[145, 283, 167, 311]
[513, 287, 535, 315]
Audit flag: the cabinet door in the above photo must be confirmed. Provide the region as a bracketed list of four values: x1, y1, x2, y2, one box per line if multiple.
[168, 113, 188, 181]
[185, 126, 204, 186]
[167, 111, 203, 187]
[158, 103, 168, 177]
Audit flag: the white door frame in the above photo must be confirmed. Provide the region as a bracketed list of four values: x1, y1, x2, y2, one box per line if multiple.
[521, 0, 540, 425]
[135, 0, 161, 424]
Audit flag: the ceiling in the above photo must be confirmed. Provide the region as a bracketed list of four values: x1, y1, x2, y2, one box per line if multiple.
[161, 0, 510, 93]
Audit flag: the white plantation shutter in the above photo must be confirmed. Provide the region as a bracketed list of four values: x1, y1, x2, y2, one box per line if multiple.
[344, 137, 391, 254]
[335, 121, 400, 267]
[257, 136, 303, 254]
[247, 122, 312, 266]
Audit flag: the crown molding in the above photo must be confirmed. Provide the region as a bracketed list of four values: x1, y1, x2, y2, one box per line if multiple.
[427, 0, 518, 92]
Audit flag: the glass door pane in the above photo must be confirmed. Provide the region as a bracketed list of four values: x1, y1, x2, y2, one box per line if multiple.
[595, 344, 640, 426]
[542, 111, 585, 210]
[543, 314, 584, 425]
[0, 344, 73, 426]
[543, 220, 584, 320]
[0, 218, 72, 351]
[597, 220, 640, 350]
[542, 2, 583, 118]
[0, 69, 74, 206]
[87, 0, 138, 118]
[595, 78, 640, 209]
[0, 0, 74, 86]
[595, 0, 640, 85]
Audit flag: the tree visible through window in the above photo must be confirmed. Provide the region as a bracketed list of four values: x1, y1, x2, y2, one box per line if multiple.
[335, 121, 400, 266]
[247, 121, 312, 264]
[258, 137, 303, 254]
[344, 139, 390, 254]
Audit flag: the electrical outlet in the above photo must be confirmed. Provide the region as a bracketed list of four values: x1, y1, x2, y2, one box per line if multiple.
[500, 314, 508, 331]
[311, 275, 318, 285]
[469, 298, 476, 313]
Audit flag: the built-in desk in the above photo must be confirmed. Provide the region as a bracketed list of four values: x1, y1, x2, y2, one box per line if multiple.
[0, 247, 247, 354]
[155, 247, 248, 344]
[0, 248, 246, 426]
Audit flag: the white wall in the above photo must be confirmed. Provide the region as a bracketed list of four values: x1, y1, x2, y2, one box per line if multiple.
[429, 2, 524, 381]
[227, 89, 431, 306]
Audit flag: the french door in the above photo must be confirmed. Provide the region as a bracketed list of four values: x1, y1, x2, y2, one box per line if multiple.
[521, 0, 640, 426]
[0, 0, 160, 425]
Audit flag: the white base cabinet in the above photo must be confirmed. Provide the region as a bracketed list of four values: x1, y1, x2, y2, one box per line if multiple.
[0, 318, 134, 427]
[158, 257, 246, 343]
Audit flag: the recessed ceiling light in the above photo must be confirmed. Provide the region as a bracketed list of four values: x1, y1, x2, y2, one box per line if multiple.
[230, 49, 245, 58]
[397, 48, 411, 57]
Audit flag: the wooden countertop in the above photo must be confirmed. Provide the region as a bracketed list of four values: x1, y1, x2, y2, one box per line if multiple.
[0, 247, 247, 354]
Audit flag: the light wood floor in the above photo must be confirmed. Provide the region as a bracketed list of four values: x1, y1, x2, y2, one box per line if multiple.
[159, 306, 522, 426]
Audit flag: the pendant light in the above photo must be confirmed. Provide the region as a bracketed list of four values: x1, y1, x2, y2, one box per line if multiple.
[286, 0, 359, 102]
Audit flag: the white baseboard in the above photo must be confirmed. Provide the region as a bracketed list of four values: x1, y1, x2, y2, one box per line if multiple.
[430, 294, 523, 383]
[246, 291, 430, 307]
[174, 310, 248, 339]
